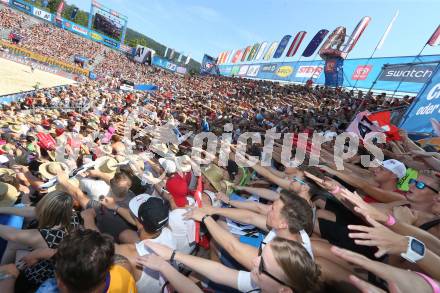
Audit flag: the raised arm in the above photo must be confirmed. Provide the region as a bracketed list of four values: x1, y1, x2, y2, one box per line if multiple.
[136, 254, 203, 293]
[0, 206, 36, 219]
[184, 208, 258, 270]
[143, 241, 241, 290]
[194, 206, 268, 231]
[234, 186, 280, 201]
[57, 173, 90, 210]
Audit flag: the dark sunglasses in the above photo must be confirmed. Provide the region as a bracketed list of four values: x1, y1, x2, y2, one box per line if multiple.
[258, 256, 290, 288]
[409, 179, 439, 193]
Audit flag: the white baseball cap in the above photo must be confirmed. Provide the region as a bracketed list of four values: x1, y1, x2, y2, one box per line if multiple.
[381, 159, 407, 180]
[159, 158, 177, 174]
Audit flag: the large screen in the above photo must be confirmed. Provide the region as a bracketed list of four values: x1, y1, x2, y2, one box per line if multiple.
[93, 13, 122, 40]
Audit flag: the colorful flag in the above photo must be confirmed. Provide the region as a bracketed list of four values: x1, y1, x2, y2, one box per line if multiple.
[226, 50, 235, 63]
[264, 42, 278, 60]
[301, 29, 329, 57]
[255, 42, 268, 60]
[56, 0, 65, 19]
[376, 10, 399, 50]
[241, 46, 252, 62]
[247, 43, 260, 61]
[185, 53, 191, 65]
[343, 16, 371, 53]
[232, 50, 243, 63]
[273, 35, 292, 58]
[427, 25, 440, 46]
[286, 31, 307, 57]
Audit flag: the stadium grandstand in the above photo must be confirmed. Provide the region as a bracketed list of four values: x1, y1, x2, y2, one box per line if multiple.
[0, 1, 440, 293]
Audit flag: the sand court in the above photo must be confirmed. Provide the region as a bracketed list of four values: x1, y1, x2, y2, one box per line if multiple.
[0, 57, 76, 96]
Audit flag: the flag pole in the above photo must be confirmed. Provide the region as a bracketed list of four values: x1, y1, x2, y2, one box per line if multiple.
[390, 43, 428, 98]
[352, 10, 399, 92]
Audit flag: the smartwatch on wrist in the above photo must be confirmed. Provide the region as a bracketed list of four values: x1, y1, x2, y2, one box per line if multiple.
[401, 236, 425, 263]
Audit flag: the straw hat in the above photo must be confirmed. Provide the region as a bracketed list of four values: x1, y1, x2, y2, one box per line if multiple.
[9, 125, 22, 133]
[150, 142, 173, 158]
[48, 177, 80, 193]
[0, 168, 15, 177]
[0, 182, 19, 207]
[39, 162, 69, 180]
[94, 156, 118, 175]
[201, 164, 225, 192]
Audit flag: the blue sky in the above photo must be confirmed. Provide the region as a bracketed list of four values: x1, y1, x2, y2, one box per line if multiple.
[69, 0, 440, 62]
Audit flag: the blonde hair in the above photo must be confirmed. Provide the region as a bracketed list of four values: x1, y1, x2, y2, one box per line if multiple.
[271, 237, 321, 292]
[35, 191, 73, 232]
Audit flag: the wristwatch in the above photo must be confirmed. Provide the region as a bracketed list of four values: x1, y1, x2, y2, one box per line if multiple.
[401, 236, 425, 263]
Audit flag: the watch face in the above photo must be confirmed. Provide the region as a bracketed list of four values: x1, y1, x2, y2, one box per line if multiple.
[411, 239, 425, 255]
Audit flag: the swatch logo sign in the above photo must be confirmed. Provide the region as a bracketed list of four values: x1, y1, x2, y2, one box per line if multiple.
[352, 65, 372, 80]
[378, 65, 435, 83]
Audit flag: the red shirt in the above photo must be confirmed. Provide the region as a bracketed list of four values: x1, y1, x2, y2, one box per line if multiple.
[166, 172, 192, 207]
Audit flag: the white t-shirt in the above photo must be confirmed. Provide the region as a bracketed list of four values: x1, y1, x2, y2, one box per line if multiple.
[237, 271, 259, 292]
[168, 209, 196, 254]
[135, 228, 177, 293]
[263, 229, 314, 259]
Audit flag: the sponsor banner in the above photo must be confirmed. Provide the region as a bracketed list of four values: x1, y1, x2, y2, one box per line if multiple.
[247, 65, 260, 77]
[89, 31, 104, 41]
[176, 66, 187, 74]
[261, 63, 277, 73]
[378, 65, 436, 83]
[218, 55, 440, 93]
[0, 40, 89, 76]
[296, 65, 323, 78]
[352, 65, 372, 80]
[400, 64, 440, 133]
[276, 65, 293, 78]
[11, 0, 31, 12]
[231, 66, 240, 75]
[239, 65, 249, 76]
[72, 24, 89, 36]
[33, 7, 52, 22]
[166, 63, 177, 71]
[103, 37, 119, 48]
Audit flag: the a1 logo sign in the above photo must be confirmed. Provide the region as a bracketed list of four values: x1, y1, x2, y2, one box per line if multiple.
[427, 83, 440, 101]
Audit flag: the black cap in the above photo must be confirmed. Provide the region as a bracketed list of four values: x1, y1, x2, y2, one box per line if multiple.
[138, 197, 169, 233]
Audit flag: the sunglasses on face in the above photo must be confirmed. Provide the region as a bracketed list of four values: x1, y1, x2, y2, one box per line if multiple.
[258, 256, 290, 289]
[409, 179, 439, 193]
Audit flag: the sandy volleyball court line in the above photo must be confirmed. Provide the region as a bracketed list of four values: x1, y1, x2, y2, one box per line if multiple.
[0, 57, 76, 96]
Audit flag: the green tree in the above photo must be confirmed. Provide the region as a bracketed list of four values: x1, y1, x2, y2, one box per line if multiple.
[47, 0, 62, 14]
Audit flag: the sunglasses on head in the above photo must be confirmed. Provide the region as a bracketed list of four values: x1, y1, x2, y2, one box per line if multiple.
[258, 256, 290, 289]
[292, 177, 306, 185]
[409, 179, 439, 193]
